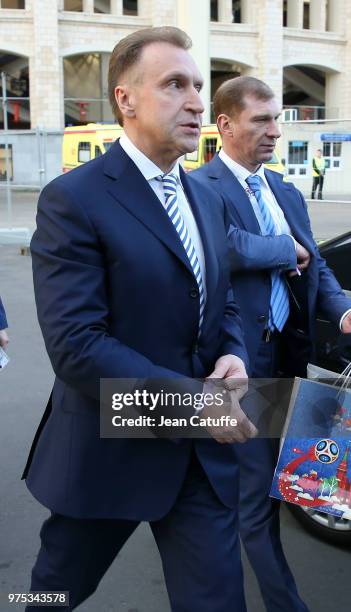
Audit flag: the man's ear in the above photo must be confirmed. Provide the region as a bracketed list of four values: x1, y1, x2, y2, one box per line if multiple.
[217, 114, 234, 138]
[114, 84, 136, 120]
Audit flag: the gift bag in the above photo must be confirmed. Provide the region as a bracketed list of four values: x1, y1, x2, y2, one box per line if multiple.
[270, 363, 351, 520]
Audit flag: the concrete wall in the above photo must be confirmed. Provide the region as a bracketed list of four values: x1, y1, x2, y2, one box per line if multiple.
[0, 130, 63, 186]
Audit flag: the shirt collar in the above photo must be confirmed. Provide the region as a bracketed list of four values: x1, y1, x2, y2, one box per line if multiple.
[218, 149, 269, 188]
[119, 133, 180, 182]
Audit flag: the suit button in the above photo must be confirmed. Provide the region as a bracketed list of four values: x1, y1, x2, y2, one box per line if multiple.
[192, 342, 199, 354]
[189, 288, 199, 299]
[257, 315, 267, 323]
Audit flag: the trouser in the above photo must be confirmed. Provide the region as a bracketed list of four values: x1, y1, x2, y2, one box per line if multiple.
[26, 450, 246, 612]
[235, 333, 310, 612]
[311, 175, 324, 199]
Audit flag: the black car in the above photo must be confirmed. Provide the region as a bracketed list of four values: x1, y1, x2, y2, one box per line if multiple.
[288, 232, 351, 546]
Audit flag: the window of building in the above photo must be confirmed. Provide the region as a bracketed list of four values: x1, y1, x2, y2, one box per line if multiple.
[232, 1, 241, 23]
[0, 56, 30, 129]
[94, 0, 110, 13]
[64, 52, 114, 126]
[0, 0, 25, 7]
[325, 0, 335, 32]
[0, 145, 13, 181]
[78, 142, 91, 163]
[95, 145, 103, 157]
[123, 0, 137, 15]
[303, 2, 310, 29]
[288, 141, 308, 175]
[64, 0, 83, 11]
[283, 0, 287, 27]
[203, 138, 218, 163]
[322, 141, 342, 169]
[210, 0, 218, 22]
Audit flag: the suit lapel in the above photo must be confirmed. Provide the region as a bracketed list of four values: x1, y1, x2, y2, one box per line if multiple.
[206, 155, 261, 234]
[104, 141, 194, 277]
[180, 168, 219, 304]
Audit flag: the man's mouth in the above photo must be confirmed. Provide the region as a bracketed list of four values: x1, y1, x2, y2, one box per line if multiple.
[180, 122, 201, 132]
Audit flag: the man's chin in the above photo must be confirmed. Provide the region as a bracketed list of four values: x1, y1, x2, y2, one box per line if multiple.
[258, 153, 275, 164]
[179, 136, 200, 155]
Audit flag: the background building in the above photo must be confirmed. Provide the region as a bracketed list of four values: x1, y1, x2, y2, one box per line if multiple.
[1, 0, 351, 194]
[1, 0, 351, 129]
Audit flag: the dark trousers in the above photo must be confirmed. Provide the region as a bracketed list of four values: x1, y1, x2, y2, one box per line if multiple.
[234, 336, 309, 612]
[26, 451, 246, 612]
[311, 175, 324, 199]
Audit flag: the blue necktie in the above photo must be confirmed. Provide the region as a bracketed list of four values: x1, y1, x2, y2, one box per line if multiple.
[157, 173, 205, 335]
[246, 174, 289, 332]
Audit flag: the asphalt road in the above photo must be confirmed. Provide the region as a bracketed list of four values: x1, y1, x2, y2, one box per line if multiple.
[1, 200, 351, 611]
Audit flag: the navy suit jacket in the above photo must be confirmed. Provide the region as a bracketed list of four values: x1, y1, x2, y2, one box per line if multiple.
[23, 141, 248, 520]
[191, 154, 351, 375]
[0, 297, 7, 330]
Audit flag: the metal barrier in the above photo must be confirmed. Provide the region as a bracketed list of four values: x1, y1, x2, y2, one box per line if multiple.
[1, 72, 63, 246]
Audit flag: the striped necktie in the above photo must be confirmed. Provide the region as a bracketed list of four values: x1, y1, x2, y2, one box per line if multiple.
[157, 172, 205, 336]
[246, 174, 289, 332]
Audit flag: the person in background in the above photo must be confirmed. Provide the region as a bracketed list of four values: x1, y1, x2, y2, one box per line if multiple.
[311, 148, 326, 199]
[0, 296, 9, 349]
[191, 75, 351, 612]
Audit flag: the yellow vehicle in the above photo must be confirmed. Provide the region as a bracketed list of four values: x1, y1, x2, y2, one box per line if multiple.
[62, 122, 285, 175]
[62, 123, 123, 173]
[183, 124, 285, 175]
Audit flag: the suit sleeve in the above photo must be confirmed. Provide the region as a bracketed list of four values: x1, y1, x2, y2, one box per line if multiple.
[297, 190, 351, 324]
[220, 190, 297, 272]
[214, 198, 249, 367]
[227, 225, 297, 272]
[219, 285, 249, 369]
[31, 181, 201, 402]
[0, 297, 8, 329]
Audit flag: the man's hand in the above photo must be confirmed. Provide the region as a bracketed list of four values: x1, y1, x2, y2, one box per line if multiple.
[288, 241, 310, 277]
[341, 312, 351, 334]
[296, 241, 310, 271]
[207, 354, 248, 398]
[0, 329, 9, 349]
[203, 355, 258, 444]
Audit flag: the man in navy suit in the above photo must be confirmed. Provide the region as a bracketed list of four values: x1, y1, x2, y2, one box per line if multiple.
[0, 296, 9, 349]
[23, 29, 258, 612]
[191, 76, 351, 612]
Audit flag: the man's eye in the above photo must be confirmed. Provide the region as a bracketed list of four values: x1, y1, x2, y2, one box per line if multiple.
[169, 80, 180, 88]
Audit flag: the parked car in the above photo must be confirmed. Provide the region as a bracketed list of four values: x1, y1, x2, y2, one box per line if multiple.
[288, 231, 351, 546]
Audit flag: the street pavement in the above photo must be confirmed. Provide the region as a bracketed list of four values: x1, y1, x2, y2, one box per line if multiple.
[1, 198, 351, 611]
[0, 189, 351, 243]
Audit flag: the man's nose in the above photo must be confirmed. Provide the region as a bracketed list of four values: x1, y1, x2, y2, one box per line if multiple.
[267, 120, 281, 139]
[186, 87, 205, 114]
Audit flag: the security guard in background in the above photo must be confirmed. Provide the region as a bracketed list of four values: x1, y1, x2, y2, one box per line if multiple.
[311, 148, 326, 199]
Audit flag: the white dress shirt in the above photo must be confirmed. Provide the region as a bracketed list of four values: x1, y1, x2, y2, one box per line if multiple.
[218, 149, 351, 330]
[119, 134, 207, 299]
[218, 149, 292, 237]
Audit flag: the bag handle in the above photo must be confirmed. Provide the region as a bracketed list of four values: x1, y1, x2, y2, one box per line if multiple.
[334, 361, 351, 397]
